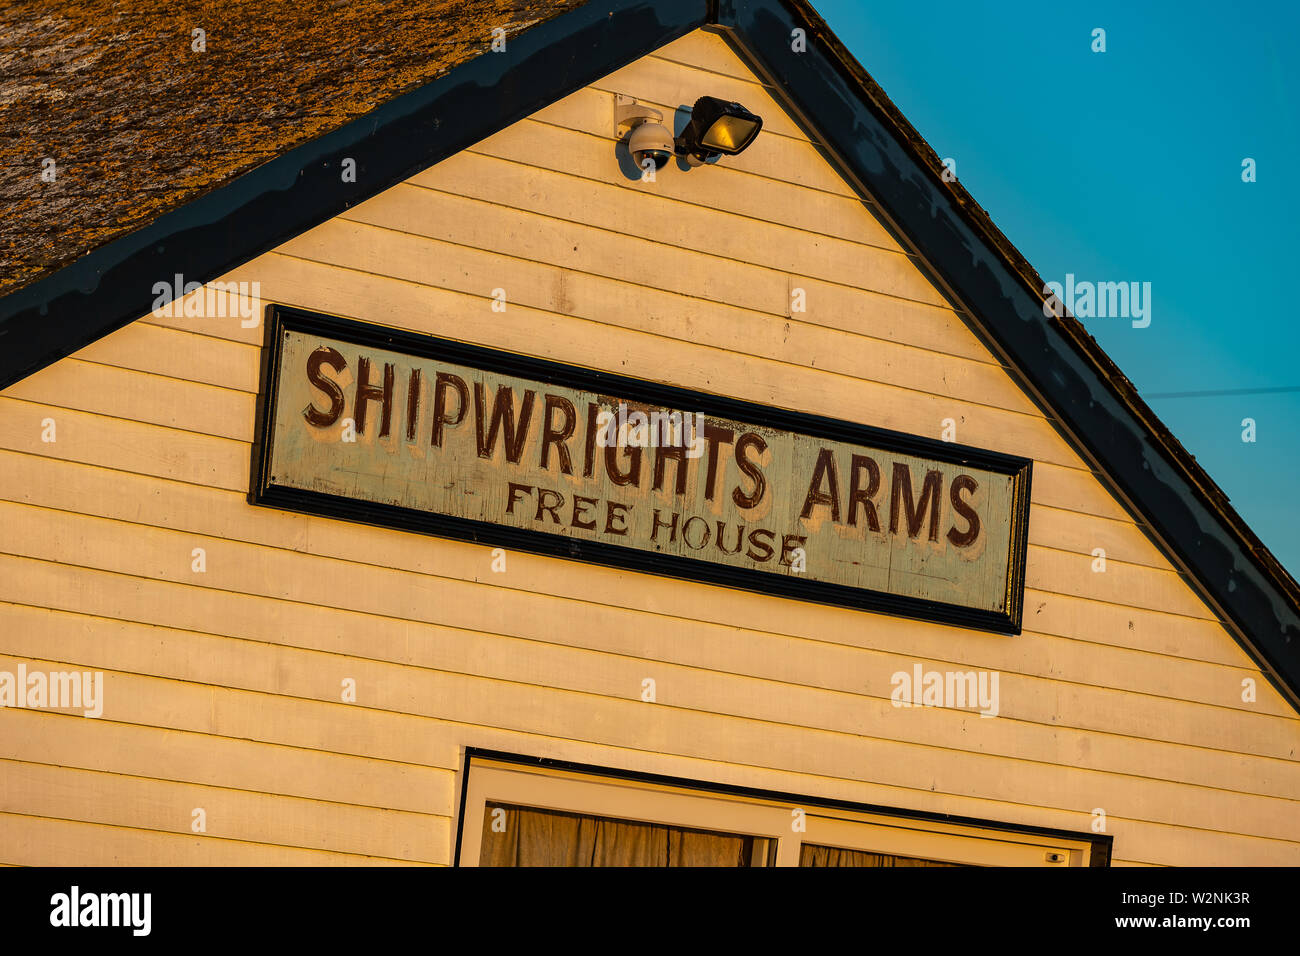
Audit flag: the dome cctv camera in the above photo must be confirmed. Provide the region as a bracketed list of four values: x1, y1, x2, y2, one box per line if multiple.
[628, 120, 675, 171]
[614, 94, 674, 173]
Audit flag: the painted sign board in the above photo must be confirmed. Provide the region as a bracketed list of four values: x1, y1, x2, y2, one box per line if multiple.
[251, 307, 1033, 633]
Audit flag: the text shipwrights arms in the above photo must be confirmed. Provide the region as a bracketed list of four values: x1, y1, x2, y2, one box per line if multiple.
[259, 325, 1024, 616]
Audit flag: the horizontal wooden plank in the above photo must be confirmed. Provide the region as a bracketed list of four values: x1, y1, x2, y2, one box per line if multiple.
[1023, 588, 1246, 667]
[5, 357, 255, 442]
[1028, 503, 1168, 569]
[0, 812, 423, 866]
[1025, 546, 1212, 621]
[0, 463, 1229, 722]
[0, 397, 248, 492]
[0, 707, 451, 815]
[143, 296, 267, 346]
[73, 320, 260, 392]
[1031, 464, 1130, 523]
[0, 759, 446, 863]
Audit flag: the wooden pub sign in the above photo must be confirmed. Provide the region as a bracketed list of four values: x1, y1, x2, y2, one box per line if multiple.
[251, 307, 1033, 633]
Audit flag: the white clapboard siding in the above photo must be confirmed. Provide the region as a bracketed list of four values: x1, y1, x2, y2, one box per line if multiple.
[3, 600, 1297, 807]
[0, 478, 1237, 697]
[0, 486, 1248, 702]
[0, 759, 446, 863]
[0, 813, 426, 866]
[61, 255, 1089, 476]
[0, 707, 453, 815]
[0, 518, 1249, 719]
[534, 82, 859, 197]
[403, 153, 945, 306]
[1, 27, 1296, 867]
[283, 217, 1025, 406]
[0, 503, 1283, 757]
[470, 120, 892, 246]
[5, 357, 255, 442]
[652, 31, 762, 81]
[1, 651, 1297, 867]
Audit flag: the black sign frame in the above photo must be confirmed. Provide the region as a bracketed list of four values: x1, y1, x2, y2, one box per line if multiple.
[250, 305, 1033, 634]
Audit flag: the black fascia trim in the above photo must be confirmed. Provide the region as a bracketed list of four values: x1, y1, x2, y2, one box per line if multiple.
[457, 747, 1114, 866]
[719, 0, 1300, 705]
[251, 305, 1033, 636]
[0, 0, 708, 392]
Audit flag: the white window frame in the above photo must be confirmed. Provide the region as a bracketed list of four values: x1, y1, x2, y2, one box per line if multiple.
[457, 756, 1099, 867]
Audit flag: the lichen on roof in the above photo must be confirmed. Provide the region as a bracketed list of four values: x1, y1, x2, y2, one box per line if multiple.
[0, 0, 582, 297]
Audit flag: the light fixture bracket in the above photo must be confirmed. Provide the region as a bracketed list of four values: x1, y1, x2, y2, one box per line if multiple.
[613, 94, 664, 139]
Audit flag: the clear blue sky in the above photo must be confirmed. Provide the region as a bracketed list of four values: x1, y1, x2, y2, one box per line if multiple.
[813, 0, 1300, 578]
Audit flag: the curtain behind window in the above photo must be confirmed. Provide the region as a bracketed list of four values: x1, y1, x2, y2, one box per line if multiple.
[480, 802, 768, 866]
[799, 843, 963, 867]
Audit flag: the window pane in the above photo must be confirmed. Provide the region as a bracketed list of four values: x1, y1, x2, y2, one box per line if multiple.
[480, 802, 771, 867]
[799, 843, 966, 867]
